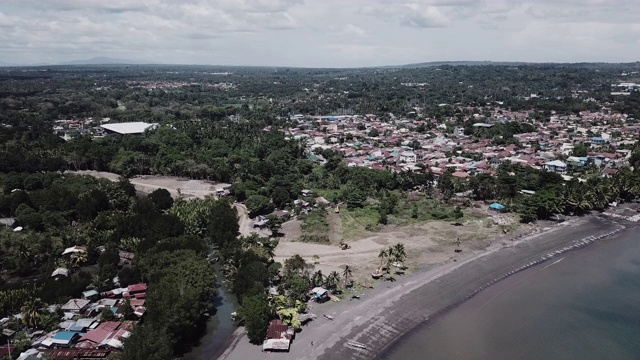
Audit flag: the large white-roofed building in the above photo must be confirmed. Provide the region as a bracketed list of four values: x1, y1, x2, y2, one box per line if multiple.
[99, 122, 158, 135]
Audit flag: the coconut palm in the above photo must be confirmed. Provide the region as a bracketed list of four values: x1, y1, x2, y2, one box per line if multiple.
[342, 265, 353, 287]
[325, 271, 340, 290]
[377, 249, 388, 269]
[71, 251, 88, 267]
[21, 298, 46, 329]
[312, 270, 324, 288]
[392, 243, 406, 264]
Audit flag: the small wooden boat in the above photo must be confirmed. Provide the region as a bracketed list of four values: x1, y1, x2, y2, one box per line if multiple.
[323, 314, 334, 321]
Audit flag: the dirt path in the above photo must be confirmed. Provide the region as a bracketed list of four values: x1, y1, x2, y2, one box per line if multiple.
[326, 210, 342, 244]
[234, 203, 269, 238]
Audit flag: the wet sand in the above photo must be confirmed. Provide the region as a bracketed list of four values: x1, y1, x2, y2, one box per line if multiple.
[216, 216, 627, 360]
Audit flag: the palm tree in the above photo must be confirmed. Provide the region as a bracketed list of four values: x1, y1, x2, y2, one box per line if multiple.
[325, 271, 340, 290]
[312, 270, 324, 288]
[342, 265, 353, 287]
[71, 251, 88, 268]
[392, 243, 407, 264]
[21, 298, 45, 329]
[377, 249, 388, 269]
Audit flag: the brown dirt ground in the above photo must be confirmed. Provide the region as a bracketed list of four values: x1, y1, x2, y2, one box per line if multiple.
[275, 208, 533, 285]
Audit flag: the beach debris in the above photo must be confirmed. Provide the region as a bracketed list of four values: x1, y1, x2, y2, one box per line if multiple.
[346, 341, 368, 350]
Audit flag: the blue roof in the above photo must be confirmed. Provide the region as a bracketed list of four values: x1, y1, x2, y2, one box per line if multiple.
[53, 331, 78, 341]
[591, 137, 604, 141]
[489, 203, 506, 210]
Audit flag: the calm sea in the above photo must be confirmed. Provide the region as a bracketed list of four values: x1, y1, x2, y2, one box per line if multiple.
[384, 228, 640, 360]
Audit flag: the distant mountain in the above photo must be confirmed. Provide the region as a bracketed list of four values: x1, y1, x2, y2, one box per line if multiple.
[0, 60, 18, 67]
[60, 57, 151, 65]
[385, 61, 531, 68]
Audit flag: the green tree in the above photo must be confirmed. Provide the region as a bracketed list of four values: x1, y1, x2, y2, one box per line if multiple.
[284, 274, 309, 302]
[453, 206, 463, 219]
[245, 195, 274, 216]
[121, 325, 174, 360]
[271, 186, 290, 208]
[21, 298, 46, 329]
[207, 200, 240, 247]
[266, 215, 283, 238]
[100, 306, 116, 321]
[241, 293, 270, 344]
[571, 142, 589, 157]
[342, 265, 353, 287]
[148, 188, 174, 210]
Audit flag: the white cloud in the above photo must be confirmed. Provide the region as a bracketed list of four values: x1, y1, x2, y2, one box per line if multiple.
[0, 0, 638, 66]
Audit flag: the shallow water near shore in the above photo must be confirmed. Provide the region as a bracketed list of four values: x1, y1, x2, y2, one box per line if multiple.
[384, 228, 640, 360]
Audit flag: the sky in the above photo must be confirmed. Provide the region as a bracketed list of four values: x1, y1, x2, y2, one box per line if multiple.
[1, 0, 639, 67]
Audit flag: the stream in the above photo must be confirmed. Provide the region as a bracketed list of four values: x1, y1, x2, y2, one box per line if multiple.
[181, 267, 239, 360]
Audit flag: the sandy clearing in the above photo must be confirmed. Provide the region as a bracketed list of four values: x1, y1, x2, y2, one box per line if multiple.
[275, 214, 516, 284]
[72, 171, 267, 238]
[70, 170, 229, 200]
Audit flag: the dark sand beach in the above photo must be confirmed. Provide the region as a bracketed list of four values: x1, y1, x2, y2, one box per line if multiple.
[217, 215, 630, 360]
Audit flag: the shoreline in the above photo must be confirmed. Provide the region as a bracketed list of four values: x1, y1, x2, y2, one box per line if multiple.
[216, 215, 630, 360]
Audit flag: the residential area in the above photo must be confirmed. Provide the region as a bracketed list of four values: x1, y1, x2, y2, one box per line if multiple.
[286, 106, 637, 181]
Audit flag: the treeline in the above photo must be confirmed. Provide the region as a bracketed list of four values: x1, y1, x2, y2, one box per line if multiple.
[2, 63, 639, 127]
[465, 161, 640, 222]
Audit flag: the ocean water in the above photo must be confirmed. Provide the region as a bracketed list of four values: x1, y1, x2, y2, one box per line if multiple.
[384, 228, 640, 360]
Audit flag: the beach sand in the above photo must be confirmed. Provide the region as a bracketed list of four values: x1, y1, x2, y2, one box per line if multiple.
[217, 215, 626, 360]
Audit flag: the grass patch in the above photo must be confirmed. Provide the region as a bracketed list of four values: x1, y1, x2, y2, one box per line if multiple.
[340, 206, 380, 240]
[391, 197, 467, 225]
[299, 208, 330, 243]
[311, 188, 341, 202]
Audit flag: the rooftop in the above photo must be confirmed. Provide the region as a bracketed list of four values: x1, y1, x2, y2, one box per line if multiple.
[100, 122, 158, 135]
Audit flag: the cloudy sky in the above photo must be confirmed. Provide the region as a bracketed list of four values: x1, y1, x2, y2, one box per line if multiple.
[1, 0, 639, 67]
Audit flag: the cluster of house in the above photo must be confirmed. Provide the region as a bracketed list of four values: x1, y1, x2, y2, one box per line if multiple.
[285, 109, 637, 181]
[0, 283, 147, 360]
[52, 246, 134, 280]
[124, 80, 236, 90]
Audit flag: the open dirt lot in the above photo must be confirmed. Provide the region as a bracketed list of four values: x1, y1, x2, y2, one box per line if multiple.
[70, 170, 229, 200]
[275, 210, 533, 285]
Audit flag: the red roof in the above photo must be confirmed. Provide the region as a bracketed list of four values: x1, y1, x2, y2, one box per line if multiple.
[43, 349, 110, 360]
[129, 299, 145, 307]
[97, 321, 121, 332]
[127, 283, 147, 293]
[77, 329, 111, 346]
[0, 345, 16, 357]
[452, 171, 470, 179]
[267, 320, 292, 340]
